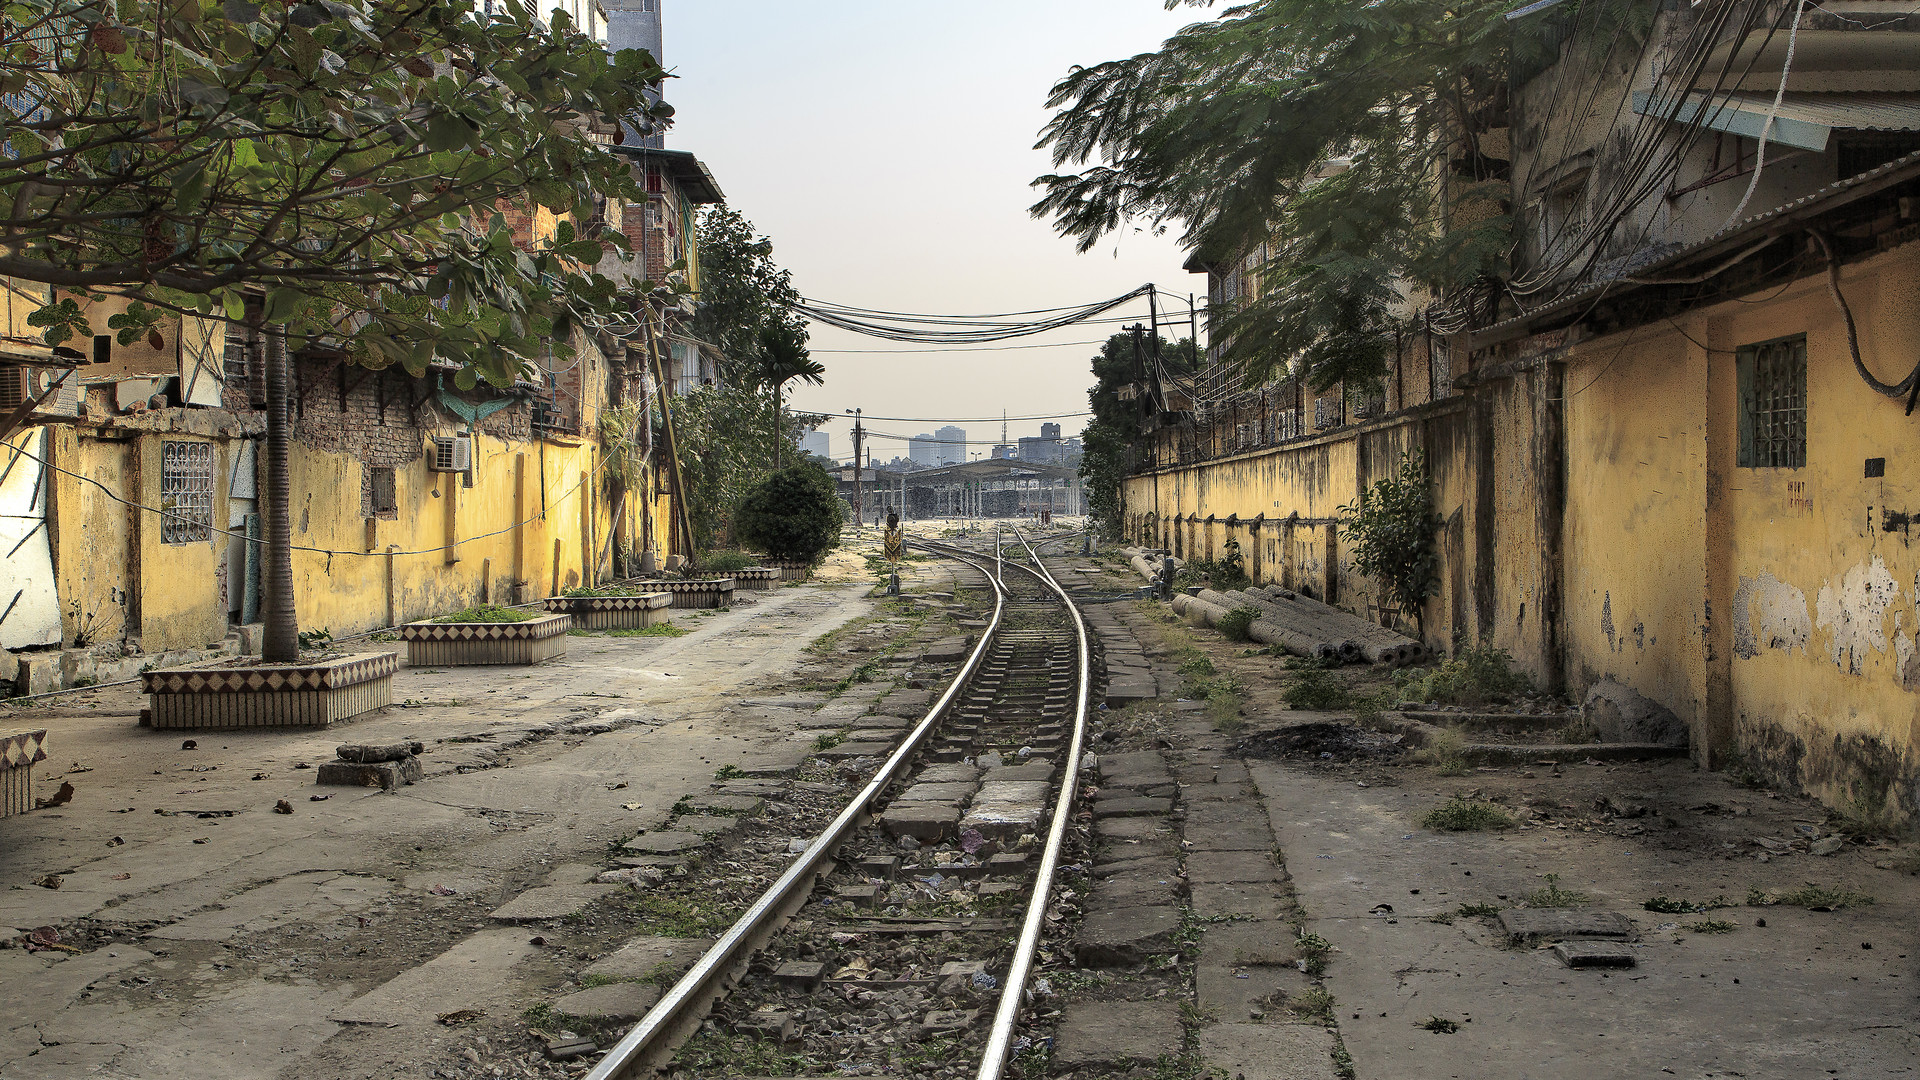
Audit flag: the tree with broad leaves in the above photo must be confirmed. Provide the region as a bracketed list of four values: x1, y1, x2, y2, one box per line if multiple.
[688, 205, 804, 384]
[1079, 330, 1193, 540]
[1031, 0, 1639, 394]
[0, 0, 675, 661]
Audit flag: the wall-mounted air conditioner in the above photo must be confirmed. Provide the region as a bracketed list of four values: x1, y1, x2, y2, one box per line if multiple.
[0, 367, 80, 415]
[429, 434, 472, 472]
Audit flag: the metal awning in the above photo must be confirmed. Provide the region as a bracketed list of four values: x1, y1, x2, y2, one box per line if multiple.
[1632, 90, 1920, 152]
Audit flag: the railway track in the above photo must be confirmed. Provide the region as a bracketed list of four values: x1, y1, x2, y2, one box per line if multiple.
[585, 531, 1092, 1080]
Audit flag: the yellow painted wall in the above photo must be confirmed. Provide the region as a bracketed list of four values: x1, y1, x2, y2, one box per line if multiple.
[1562, 326, 1708, 733]
[1121, 400, 1479, 647]
[289, 431, 609, 638]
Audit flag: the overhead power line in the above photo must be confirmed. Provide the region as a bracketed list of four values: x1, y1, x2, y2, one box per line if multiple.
[792, 286, 1155, 344]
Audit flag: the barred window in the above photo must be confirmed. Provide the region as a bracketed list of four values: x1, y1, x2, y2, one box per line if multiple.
[161, 442, 214, 544]
[1737, 335, 1807, 469]
[368, 466, 398, 517]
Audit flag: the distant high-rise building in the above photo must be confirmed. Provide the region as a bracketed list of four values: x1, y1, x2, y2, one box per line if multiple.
[934, 426, 966, 465]
[909, 434, 938, 468]
[801, 429, 832, 462]
[1041, 422, 1062, 440]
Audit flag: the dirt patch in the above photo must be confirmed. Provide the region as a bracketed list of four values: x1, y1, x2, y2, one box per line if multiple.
[1234, 721, 1407, 764]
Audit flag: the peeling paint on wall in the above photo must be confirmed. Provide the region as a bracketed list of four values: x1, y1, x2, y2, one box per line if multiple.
[1814, 556, 1902, 675]
[1601, 591, 1615, 651]
[1732, 571, 1812, 659]
[1895, 624, 1919, 692]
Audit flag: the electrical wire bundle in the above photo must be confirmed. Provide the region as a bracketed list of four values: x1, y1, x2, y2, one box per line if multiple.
[793, 287, 1154, 344]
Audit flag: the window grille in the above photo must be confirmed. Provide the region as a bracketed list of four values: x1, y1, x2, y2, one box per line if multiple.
[1737, 335, 1806, 469]
[161, 442, 214, 543]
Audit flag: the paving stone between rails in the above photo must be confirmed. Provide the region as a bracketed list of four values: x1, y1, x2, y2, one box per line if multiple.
[915, 762, 981, 784]
[1185, 849, 1287, 885]
[1073, 905, 1181, 967]
[622, 831, 709, 855]
[1199, 1022, 1340, 1080]
[581, 936, 713, 982]
[488, 884, 621, 922]
[1092, 795, 1172, 818]
[1497, 909, 1636, 943]
[959, 780, 1050, 837]
[552, 981, 662, 1022]
[1052, 1000, 1185, 1071]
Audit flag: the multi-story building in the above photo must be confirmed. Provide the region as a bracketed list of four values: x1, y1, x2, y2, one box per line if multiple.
[1127, 1, 1920, 825]
[908, 434, 939, 468]
[0, 0, 728, 695]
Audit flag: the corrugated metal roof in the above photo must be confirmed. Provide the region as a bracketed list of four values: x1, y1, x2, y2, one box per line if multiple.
[1470, 147, 1920, 348]
[1631, 90, 1920, 152]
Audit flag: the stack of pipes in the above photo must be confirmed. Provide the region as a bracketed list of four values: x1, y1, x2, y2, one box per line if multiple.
[1167, 584, 1428, 667]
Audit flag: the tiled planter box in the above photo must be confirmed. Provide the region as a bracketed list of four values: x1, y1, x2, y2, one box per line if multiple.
[1, 729, 47, 817]
[401, 614, 571, 666]
[542, 593, 673, 630]
[142, 653, 398, 729]
[659, 578, 736, 609]
[734, 568, 781, 591]
[761, 559, 814, 582]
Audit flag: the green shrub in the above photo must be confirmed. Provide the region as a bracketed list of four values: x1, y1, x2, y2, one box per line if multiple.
[1216, 605, 1260, 643]
[1419, 796, 1512, 831]
[734, 464, 843, 564]
[1525, 873, 1589, 908]
[1339, 451, 1441, 630]
[700, 550, 758, 573]
[1395, 642, 1531, 706]
[433, 605, 533, 624]
[1283, 668, 1350, 710]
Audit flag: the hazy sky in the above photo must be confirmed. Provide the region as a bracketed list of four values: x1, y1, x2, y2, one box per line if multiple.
[663, 2, 1206, 462]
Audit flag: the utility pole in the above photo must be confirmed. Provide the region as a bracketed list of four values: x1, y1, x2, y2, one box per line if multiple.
[847, 408, 863, 530]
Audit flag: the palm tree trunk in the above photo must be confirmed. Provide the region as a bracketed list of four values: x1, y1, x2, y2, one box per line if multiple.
[261, 328, 299, 662]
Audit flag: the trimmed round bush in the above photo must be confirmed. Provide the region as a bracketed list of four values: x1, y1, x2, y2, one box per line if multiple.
[735, 463, 843, 564]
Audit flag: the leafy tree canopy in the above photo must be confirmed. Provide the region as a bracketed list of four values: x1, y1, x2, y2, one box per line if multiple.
[1033, 0, 1535, 392]
[735, 462, 843, 565]
[1080, 330, 1193, 538]
[2, 0, 672, 387]
[670, 381, 825, 549]
[689, 205, 804, 383]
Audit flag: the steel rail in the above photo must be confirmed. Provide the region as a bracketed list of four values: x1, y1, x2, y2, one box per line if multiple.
[973, 529, 1093, 1080]
[584, 546, 1010, 1080]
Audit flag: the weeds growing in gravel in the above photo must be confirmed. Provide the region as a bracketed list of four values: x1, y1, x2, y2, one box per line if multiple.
[1286, 986, 1335, 1021]
[812, 732, 845, 751]
[1419, 1016, 1461, 1034]
[1294, 931, 1333, 976]
[1748, 884, 1876, 910]
[1456, 902, 1502, 918]
[1644, 894, 1731, 914]
[1415, 726, 1471, 775]
[1684, 919, 1736, 934]
[1525, 873, 1589, 908]
[1419, 796, 1512, 831]
[624, 894, 740, 937]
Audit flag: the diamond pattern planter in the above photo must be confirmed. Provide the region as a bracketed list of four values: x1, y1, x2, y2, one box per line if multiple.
[760, 559, 814, 582]
[733, 568, 781, 591]
[401, 614, 571, 666]
[0, 729, 47, 818]
[142, 653, 398, 730]
[658, 579, 736, 609]
[542, 593, 673, 630]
